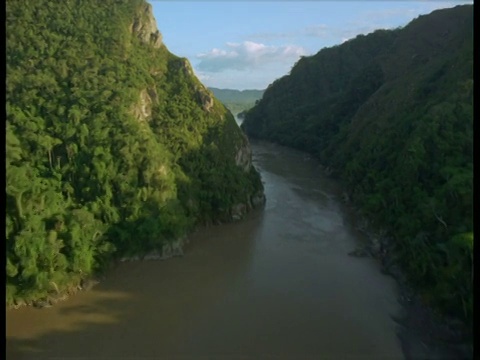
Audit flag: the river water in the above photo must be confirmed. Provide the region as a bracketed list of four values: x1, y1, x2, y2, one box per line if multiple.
[6, 140, 405, 360]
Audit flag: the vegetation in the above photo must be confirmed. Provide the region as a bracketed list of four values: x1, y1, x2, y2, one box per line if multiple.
[242, 5, 473, 327]
[6, 0, 263, 306]
[209, 87, 264, 115]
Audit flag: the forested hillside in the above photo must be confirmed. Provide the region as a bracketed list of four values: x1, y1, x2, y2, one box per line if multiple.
[242, 5, 473, 326]
[209, 87, 264, 115]
[6, 0, 263, 306]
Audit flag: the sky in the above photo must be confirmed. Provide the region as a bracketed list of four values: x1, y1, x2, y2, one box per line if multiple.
[150, 0, 473, 90]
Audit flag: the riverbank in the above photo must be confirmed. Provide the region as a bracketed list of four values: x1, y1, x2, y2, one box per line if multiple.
[318, 159, 473, 359]
[7, 235, 191, 310]
[344, 198, 473, 360]
[7, 141, 406, 359]
[6, 187, 267, 312]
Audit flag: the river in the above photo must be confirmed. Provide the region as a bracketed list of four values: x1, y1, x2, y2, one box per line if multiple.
[6, 139, 405, 360]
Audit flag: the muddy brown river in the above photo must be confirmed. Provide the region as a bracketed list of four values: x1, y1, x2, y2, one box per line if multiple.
[6, 140, 405, 360]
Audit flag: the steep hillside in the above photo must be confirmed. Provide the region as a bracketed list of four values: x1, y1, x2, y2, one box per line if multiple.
[242, 5, 473, 326]
[6, 0, 264, 306]
[209, 87, 265, 115]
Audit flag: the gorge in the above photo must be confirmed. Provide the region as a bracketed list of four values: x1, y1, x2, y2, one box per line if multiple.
[6, 1, 473, 359]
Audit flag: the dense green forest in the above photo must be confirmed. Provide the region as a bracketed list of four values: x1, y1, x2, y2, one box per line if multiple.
[242, 5, 473, 327]
[6, 0, 263, 306]
[209, 87, 264, 115]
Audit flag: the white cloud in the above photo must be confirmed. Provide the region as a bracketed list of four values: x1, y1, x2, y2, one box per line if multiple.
[196, 41, 307, 73]
[193, 1, 473, 89]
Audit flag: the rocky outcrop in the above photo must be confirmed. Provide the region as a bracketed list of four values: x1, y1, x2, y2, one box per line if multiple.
[193, 84, 214, 112]
[230, 203, 247, 221]
[228, 134, 265, 221]
[171, 58, 194, 77]
[196, 89, 214, 112]
[11, 278, 101, 310]
[179, 58, 194, 77]
[131, 88, 156, 122]
[131, 3, 162, 48]
[250, 190, 266, 208]
[159, 239, 185, 259]
[120, 236, 187, 262]
[169, 59, 214, 112]
[234, 139, 252, 172]
[230, 190, 266, 221]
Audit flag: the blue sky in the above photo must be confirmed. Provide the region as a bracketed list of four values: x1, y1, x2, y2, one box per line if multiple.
[150, 1, 473, 90]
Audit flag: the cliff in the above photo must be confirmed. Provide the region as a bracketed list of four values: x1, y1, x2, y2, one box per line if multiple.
[6, 0, 264, 306]
[242, 5, 473, 326]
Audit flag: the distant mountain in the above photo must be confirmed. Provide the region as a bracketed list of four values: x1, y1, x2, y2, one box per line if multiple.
[242, 5, 473, 328]
[209, 87, 264, 115]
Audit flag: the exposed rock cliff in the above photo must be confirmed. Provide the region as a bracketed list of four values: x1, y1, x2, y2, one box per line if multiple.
[131, 2, 162, 48]
[234, 136, 252, 172]
[131, 88, 156, 122]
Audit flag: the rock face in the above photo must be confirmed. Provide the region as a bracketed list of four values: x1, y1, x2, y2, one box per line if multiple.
[251, 191, 266, 208]
[160, 239, 185, 259]
[196, 87, 215, 112]
[131, 3, 162, 48]
[131, 88, 155, 122]
[229, 189, 266, 222]
[230, 203, 247, 221]
[228, 131, 265, 221]
[179, 58, 194, 76]
[234, 139, 252, 172]
[121, 237, 186, 262]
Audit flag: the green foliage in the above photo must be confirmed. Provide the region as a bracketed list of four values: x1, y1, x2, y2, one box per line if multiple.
[6, 0, 263, 306]
[242, 5, 473, 325]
